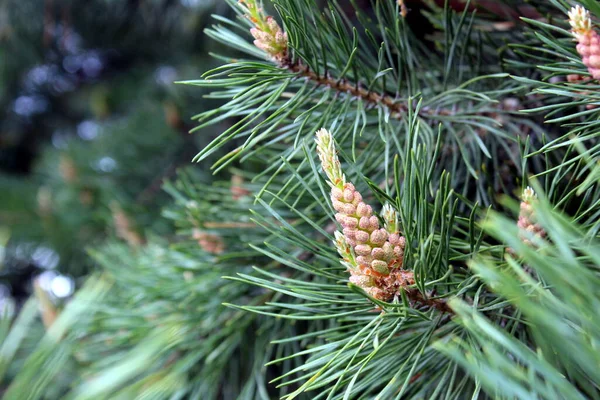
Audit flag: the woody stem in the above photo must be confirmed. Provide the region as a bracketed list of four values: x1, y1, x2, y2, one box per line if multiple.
[280, 58, 470, 120]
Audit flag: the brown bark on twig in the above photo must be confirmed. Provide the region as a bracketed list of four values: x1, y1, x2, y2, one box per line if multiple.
[280, 59, 482, 121]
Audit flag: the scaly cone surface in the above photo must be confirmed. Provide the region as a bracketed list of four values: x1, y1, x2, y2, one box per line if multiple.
[315, 128, 412, 301]
[569, 5, 600, 79]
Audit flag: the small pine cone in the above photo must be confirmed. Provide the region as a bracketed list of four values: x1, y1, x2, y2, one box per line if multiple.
[570, 5, 593, 40]
[517, 187, 546, 246]
[330, 181, 396, 275]
[316, 128, 410, 302]
[569, 6, 600, 79]
[241, 0, 288, 63]
[577, 33, 600, 79]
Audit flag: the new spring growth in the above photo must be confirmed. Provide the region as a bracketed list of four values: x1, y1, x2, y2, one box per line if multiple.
[315, 128, 345, 188]
[517, 187, 546, 247]
[239, 0, 288, 63]
[569, 5, 600, 79]
[316, 128, 410, 301]
[333, 231, 357, 270]
[381, 203, 398, 234]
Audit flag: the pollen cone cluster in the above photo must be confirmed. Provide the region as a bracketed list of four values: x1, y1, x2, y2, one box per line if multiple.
[239, 0, 288, 63]
[316, 128, 412, 301]
[569, 5, 600, 80]
[517, 187, 546, 247]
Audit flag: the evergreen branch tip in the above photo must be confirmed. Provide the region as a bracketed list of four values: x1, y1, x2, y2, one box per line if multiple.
[316, 128, 450, 314]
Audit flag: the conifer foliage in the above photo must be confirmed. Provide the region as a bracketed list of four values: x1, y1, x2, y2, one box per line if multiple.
[2, 0, 600, 399]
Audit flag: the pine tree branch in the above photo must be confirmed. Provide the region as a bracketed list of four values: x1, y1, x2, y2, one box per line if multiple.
[281, 58, 464, 120]
[285, 59, 408, 118]
[238, 0, 477, 121]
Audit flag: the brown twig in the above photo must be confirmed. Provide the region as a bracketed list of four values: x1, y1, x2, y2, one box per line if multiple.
[281, 59, 467, 120]
[406, 289, 454, 314]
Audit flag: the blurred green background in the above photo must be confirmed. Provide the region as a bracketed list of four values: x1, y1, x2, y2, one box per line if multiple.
[0, 0, 231, 303]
